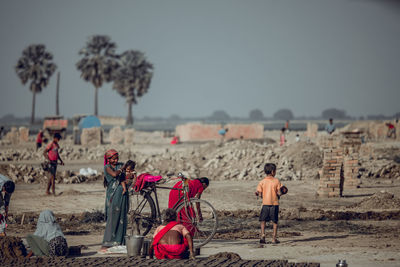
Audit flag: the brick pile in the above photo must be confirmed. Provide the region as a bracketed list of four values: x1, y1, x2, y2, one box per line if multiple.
[317, 137, 343, 197]
[318, 132, 362, 197]
[341, 131, 362, 189]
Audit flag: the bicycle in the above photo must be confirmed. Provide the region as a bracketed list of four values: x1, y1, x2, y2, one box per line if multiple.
[127, 172, 218, 248]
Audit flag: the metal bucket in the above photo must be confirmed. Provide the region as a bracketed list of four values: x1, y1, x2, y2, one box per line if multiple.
[125, 235, 144, 256]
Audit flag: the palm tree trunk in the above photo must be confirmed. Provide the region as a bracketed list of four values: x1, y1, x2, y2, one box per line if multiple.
[126, 102, 133, 125]
[94, 86, 98, 116]
[56, 72, 60, 115]
[31, 90, 36, 124]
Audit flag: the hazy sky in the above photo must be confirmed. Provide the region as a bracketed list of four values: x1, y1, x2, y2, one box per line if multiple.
[1, 0, 399, 119]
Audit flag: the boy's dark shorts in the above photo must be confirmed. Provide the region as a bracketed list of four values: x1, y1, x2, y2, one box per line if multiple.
[48, 161, 58, 176]
[259, 205, 279, 223]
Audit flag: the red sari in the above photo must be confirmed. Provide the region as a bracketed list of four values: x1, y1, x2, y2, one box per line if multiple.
[152, 221, 189, 259]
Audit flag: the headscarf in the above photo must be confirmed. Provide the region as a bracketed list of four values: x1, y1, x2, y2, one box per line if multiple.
[0, 174, 11, 189]
[104, 149, 118, 166]
[34, 210, 65, 242]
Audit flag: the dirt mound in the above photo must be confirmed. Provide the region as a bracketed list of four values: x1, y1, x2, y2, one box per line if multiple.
[279, 141, 323, 180]
[209, 252, 241, 260]
[80, 211, 105, 223]
[0, 164, 102, 184]
[350, 191, 400, 210]
[0, 236, 27, 261]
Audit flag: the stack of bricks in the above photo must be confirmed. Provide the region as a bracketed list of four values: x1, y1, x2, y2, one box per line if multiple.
[341, 131, 362, 189]
[317, 137, 343, 197]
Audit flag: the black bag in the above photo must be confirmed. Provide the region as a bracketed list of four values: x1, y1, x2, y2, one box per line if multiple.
[41, 161, 50, 171]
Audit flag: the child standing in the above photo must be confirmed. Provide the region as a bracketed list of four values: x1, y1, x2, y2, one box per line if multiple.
[255, 163, 282, 244]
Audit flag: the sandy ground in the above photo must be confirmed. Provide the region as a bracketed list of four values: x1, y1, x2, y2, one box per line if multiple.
[2, 132, 400, 267]
[6, 179, 400, 267]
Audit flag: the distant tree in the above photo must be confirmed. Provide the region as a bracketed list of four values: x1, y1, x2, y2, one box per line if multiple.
[15, 44, 57, 124]
[321, 108, 347, 119]
[273, 109, 294, 121]
[76, 35, 118, 116]
[393, 112, 400, 120]
[209, 110, 230, 121]
[169, 114, 181, 121]
[249, 109, 264, 120]
[113, 50, 153, 125]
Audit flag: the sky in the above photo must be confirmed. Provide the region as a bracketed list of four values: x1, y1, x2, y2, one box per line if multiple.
[0, 0, 399, 120]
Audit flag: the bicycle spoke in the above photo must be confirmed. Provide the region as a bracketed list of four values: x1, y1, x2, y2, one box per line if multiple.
[176, 198, 218, 248]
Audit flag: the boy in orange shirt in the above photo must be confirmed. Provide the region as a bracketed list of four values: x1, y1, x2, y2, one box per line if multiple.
[255, 163, 282, 244]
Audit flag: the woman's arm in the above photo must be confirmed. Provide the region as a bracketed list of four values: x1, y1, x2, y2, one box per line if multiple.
[105, 166, 123, 178]
[185, 233, 195, 259]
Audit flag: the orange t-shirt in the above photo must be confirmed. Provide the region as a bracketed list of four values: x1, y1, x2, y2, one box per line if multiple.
[256, 176, 282, 206]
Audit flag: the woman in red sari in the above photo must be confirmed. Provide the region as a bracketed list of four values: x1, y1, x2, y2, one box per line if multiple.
[150, 209, 195, 259]
[168, 177, 209, 236]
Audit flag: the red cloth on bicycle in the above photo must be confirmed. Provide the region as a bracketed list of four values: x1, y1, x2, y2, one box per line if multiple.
[134, 173, 148, 192]
[168, 179, 204, 209]
[134, 173, 162, 192]
[152, 221, 189, 259]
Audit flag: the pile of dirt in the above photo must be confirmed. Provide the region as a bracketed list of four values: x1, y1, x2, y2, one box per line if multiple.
[0, 164, 102, 184]
[279, 141, 323, 180]
[359, 159, 400, 179]
[349, 191, 400, 210]
[208, 252, 241, 260]
[0, 137, 322, 182]
[80, 211, 105, 223]
[0, 236, 27, 261]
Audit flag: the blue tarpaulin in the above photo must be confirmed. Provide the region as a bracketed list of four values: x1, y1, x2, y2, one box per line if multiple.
[79, 115, 101, 129]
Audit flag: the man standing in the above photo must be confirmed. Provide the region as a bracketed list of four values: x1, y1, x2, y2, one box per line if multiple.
[325, 118, 336, 135]
[0, 174, 15, 236]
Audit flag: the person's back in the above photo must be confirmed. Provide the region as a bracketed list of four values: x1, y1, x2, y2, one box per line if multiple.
[255, 163, 282, 244]
[257, 176, 281, 206]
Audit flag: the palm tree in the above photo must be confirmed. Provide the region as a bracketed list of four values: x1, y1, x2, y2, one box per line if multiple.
[15, 44, 57, 124]
[113, 50, 153, 125]
[76, 35, 118, 116]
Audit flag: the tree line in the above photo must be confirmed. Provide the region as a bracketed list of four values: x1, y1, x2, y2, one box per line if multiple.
[15, 35, 153, 125]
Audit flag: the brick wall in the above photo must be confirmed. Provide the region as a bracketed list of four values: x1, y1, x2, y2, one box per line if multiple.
[175, 123, 264, 142]
[306, 123, 318, 138]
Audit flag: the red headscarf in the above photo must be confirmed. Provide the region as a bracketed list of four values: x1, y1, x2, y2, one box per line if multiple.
[104, 149, 118, 166]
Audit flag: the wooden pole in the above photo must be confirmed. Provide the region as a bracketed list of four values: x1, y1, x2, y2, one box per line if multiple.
[56, 72, 60, 115]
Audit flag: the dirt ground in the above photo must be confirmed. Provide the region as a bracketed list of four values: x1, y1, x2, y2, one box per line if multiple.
[1, 130, 400, 267]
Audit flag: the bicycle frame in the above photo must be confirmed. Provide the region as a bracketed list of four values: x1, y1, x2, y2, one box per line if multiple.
[143, 180, 189, 225]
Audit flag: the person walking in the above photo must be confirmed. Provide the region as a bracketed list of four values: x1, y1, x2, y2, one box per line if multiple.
[43, 133, 64, 195]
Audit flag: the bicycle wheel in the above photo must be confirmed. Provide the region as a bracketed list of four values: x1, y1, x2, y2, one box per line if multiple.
[175, 198, 218, 248]
[128, 191, 156, 236]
